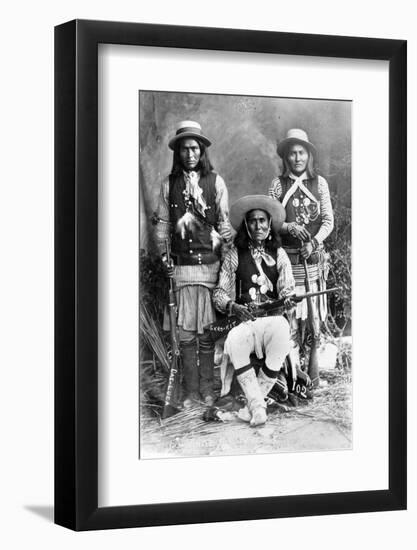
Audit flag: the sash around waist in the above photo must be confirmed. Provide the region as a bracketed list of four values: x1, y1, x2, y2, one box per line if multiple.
[283, 247, 322, 265]
[291, 263, 320, 285]
[173, 251, 220, 266]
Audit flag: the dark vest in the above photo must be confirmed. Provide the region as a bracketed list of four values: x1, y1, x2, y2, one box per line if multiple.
[235, 249, 278, 304]
[169, 172, 218, 263]
[280, 176, 322, 248]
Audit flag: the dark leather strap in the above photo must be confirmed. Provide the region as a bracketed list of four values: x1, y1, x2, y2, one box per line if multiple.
[174, 252, 219, 266]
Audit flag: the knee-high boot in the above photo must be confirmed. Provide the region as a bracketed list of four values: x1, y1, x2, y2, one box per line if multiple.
[198, 333, 215, 405]
[181, 340, 200, 408]
[236, 367, 267, 427]
[238, 365, 283, 423]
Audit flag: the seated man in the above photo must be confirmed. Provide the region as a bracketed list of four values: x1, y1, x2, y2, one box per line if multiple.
[212, 195, 295, 426]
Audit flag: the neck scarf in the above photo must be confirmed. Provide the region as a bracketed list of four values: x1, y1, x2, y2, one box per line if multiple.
[282, 172, 318, 208]
[183, 170, 207, 217]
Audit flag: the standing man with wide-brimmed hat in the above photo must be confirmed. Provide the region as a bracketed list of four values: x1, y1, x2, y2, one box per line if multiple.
[153, 120, 232, 408]
[269, 128, 334, 388]
[212, 195, 295, 426]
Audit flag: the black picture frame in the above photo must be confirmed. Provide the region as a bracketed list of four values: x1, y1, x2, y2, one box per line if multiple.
[54, 19, 407, 531]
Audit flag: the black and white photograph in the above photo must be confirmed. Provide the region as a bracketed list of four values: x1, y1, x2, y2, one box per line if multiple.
[0, 0, 412, 544]
[139, 91, 351, 459]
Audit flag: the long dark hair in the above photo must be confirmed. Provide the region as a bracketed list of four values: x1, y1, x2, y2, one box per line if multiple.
[170, 138, 214, 177]
[234, 211, 282, 253]
[280, 144, 318, 178]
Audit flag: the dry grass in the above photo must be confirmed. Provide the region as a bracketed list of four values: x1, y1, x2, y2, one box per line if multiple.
[140, 367, 352, 445]
[142, 406, 252, 442]
[139, 303, 170, 372]
[139, 325, 352, 455]
[277, 378, 352, 439]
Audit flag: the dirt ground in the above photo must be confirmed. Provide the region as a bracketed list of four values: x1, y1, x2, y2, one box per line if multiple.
[139, 371, 352, 459]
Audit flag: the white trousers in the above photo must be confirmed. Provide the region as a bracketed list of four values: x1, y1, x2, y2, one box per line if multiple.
[224, 316, 291, 371]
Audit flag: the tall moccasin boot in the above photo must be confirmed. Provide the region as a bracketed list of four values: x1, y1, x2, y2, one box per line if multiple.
[238, 366, 279, 422]
[198, 350, 215, 406]
[181, 340, 200, 408]
[236, 367, 267, 427]
[198, 334, 216, 406]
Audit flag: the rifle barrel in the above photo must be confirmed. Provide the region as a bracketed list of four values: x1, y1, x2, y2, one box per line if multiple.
[206, 287, 340, 340]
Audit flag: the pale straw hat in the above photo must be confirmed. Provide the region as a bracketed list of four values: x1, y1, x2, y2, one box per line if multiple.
[230, 195, 286, 232]
[277, 128, 317, 158]
[168, 120, 212, 150]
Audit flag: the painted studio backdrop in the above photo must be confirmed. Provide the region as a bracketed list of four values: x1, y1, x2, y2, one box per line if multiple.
[139, 90, 352, 459]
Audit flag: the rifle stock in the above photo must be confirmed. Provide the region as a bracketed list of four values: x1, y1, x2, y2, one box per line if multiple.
[162, 241, 182, 419]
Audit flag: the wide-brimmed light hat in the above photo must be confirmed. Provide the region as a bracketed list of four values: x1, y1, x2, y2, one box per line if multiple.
[276, 128, 317, 158]
[168, 120, 212, 150]
[230, 195, 286, 232]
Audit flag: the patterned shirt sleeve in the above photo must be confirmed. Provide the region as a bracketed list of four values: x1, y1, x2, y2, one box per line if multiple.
[314, 176, 334, 244]
[269, 177, 289, 233]
[215, 174, 233, 247]
[268, 176, 282, 201]
[212, 247, 239, 313]
[276, 248, 295, 299]
[153, 176, 172, 255]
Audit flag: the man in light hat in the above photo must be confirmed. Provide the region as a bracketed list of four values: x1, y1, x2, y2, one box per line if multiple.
[269, 128, 334, 388]
[153, 121, 232, 408]
[212, 195, 295, 426]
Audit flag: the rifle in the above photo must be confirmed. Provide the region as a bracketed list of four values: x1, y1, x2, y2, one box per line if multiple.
[302, 252, 320, 388]
[162, 240, 182, 419]
[206, 288, 339, 342]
